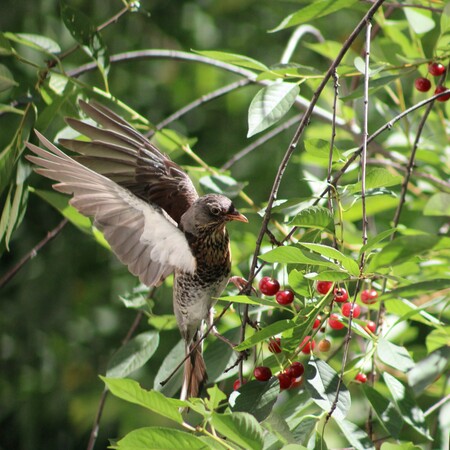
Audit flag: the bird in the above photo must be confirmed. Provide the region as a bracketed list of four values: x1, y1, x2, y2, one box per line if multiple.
[25, 100, 248, 400]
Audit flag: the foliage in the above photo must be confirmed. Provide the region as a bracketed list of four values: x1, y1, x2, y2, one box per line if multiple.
[1, 0, 449, 449]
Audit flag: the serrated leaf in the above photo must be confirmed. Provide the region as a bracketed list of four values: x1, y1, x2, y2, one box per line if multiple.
[102, 377, 185, 423]
[334, 418, 374, 450]
[377, 339, 415, 372]
[424, 193, 450, 216]
[407, 346, 450, 394]
[305, 358, 351, 419]
[210, 412, 264, 450]
[288, 269, 310, 296]
[206, 385, 227, 411]
[299, 243, 360, 276]
[383, 373, 431, 440]
[106, 331, 159, 378]
[112, 427, 210, 450]
[289, 206, 334, 231]
[270, 0, 358, 32]
[199, 174, 246, 198]
[260, 245, 340, 270]
[247, 82, 299, 137]
[368, 235, 441, 271]
[234, 319, 296, 351]
[362, 384, 404, 438]
[360, 228, 397, 254]
[193, 50, 268, 71]
[229, 377, 279, 421]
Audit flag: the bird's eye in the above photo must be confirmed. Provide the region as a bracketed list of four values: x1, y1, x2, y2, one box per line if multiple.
[210, 206, 221, 216]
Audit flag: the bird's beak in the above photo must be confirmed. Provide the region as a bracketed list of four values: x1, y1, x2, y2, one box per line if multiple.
[226, 210, 248, 223]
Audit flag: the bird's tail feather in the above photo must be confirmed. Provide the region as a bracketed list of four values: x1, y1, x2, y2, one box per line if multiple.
[180, 339, 207, 401]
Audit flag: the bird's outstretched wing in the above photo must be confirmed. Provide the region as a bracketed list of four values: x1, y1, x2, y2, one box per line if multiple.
[59, 100, 199, 224]
[26, 131, 196, 286]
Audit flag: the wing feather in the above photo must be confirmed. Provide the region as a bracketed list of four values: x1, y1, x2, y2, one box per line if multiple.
[26, 131, 196, 286]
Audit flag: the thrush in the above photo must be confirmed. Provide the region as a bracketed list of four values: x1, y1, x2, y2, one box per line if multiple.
[26, 100, 247, 400]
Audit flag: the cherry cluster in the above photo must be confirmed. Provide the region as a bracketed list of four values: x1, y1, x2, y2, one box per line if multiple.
[415, 62, 449, 102]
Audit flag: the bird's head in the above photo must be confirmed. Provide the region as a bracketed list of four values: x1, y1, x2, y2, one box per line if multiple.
[180, 194, 247, 234]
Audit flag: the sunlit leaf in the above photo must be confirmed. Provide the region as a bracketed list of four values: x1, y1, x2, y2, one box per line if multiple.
[377, 339, 415, 372]
[112, 427, 209, 450]
[426, 327, 450, 353]
[200, 174, 246, 198]
[305, 358, 351, 419]
[193, 50, 268, 71]
[424, 193, 450, 216]
[4, 32, 61, 53]
[334, 418, 374, 450]
[289, 205, 334, 231]
[404, 8, 435, 34]
[247, 82, 299, 137]
[346, 168, 402, 194]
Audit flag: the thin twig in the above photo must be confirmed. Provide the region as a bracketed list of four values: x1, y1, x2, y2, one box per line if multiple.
[280, 25, 324, 64]
[325, 19, 373, 426]
[86, 310, 144, 450]
[0, 218, 68, 289]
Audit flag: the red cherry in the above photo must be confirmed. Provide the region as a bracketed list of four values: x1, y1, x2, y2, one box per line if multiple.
[313, 315, 321, 329]
[254, 366, 272, 381]
[287, 361, 305, 378]
[328, 313, 344, 330]
[233, 378, 247, 390]
[414, 77, 431, 92]
[361, 289, 378, 304]
[333, 287, 348, 303]
[268, 338, 282, 354]
[318, 339, 331, 352]
[278, 372, 293, 390]
[259, 276, 280, 296]
[428, 62, 446, 76]
[365, 320, 377, 333]
[275, 289, 295, 305]
[341, 302, 361, 318]
[355, 373, 368, 383]
[435, 85, 450, 102]
[300, 336, 315, 354]
[316, 281, 333, 295]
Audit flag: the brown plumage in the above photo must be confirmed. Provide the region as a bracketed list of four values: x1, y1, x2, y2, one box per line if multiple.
[26, 101, 247, 400]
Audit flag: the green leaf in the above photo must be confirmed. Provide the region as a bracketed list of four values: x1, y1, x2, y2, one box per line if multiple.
[0, 33, 13, 55]
[153, 339, 184, 397]
[199, 174, 246, 198]
[360, 228, 397, 255]
[386, 298, 443, 328]
[426, 327, 450, 353]
[106, 331, 159, 378]
[112, 427, 210, 450]
[383, 373, 432, 440]
[381, 443, 421, 450]
[210, 412, 264, 450]
[440, 1, 450, 35]
[288, 269, 310, 296]
[270, 0, 358, 32]
[4, 32, 61, 53]
[382, 279, 450, 301]
[234, 319, 296, 351]
[102, 377, 185, 424]
[303, 139, 345, 162]
[377, 339, 415, 372]
[289, 206, 334, 231]
[407, 346, 450, 394]
[340, 75, 399, 101]
[205, 385, 227, 411]
[193, 50, 268, 71]
[368, 235, 441, 270]
[247, 82, 299, 137]
[218, 294, 279, 308]
[0, 64, 18, 93]
[334, 418, 374, 450]
[305, 358, 351, 419]
[260, 245, 340, 270]
[362, 384, 404, 438]
[346, 168, 402, 194]
[229, 378, 279, 421]
[424, 193, 450, 216]
[404, 8, 435, 34]
[304, 271, 349, 282]
[299, 243, 360, 276]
